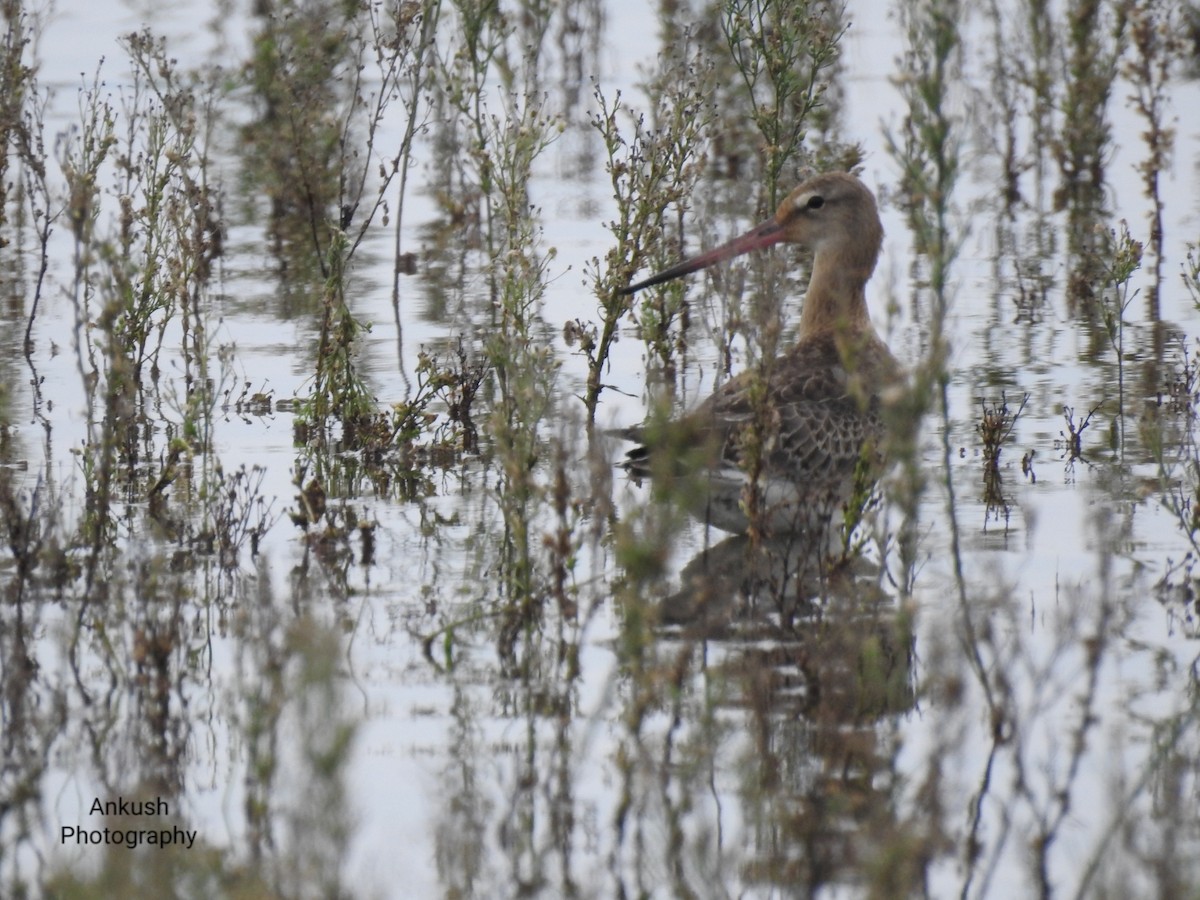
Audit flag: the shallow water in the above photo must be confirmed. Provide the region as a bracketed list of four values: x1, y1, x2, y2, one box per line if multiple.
[2, 0, 1200, 896]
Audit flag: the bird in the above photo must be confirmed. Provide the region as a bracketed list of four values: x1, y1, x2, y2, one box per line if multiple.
[618, 171, 898, 540]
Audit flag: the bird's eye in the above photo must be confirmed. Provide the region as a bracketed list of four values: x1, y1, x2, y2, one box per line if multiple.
[806, 195, 825, 210]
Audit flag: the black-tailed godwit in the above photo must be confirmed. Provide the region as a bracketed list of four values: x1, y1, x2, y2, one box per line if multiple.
[620, 171, 897, 537]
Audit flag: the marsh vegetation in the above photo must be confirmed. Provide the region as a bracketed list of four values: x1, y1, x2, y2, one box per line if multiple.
[1, 0, 1200, 896]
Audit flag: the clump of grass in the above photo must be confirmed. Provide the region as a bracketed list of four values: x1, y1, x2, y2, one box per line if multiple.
[722, 0, 844, 209]
[977, 392, 1029, 468]
[428, 0, 518, 272]
[48, 37, 238, 586]
[0, 0, 39, 244]
[0, 22, 292, 627]
[115, 31, 224, 388]
[1097, 220, 1144, 316]
[2, 5, 56, 353]
[975, 393, 1027, 528]
[981, 0, 1056, 210]
[0, 468, 55, 603]
[1121, 0, 1185, 310]
[389, 0, 442, 394]
[207, 464, 278, 570]
[581, 40, 715, 420]
[422, 4, 576, 667]
[887, 0, 965, 286]
[1095, 219, 1144, 448]
[633, 38, 719, 386]
[482, 93, 564, 665]
[288, 336, 482, 527]
[241, 0, 360, 265]
[1055, 0, 1124, 313]
[393, 340, 487, 452]
[0, 7, 561, 895]
[58, 65, 117, 427]
[884, 0, 965, 599]
[979, 0, 1058, 325]
[307, 230, 377, 431]
[246, 0, 438, 452]
[1054, 0, 1122, 211]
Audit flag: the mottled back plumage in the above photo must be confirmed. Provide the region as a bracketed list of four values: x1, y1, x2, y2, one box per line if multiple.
[619, 172, 897, 536]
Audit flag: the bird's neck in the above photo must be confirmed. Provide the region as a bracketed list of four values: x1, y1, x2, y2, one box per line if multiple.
[797, 248, 873, 341]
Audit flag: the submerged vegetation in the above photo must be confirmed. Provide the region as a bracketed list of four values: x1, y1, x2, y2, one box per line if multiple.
[1, 0, 1199, 895]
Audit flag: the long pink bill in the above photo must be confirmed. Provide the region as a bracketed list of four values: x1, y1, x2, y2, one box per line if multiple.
[619, 217, 787, 296]
[620, 218, 786, 296]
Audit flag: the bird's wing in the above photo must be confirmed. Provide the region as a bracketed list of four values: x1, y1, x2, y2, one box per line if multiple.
[698, 338, 884, 482]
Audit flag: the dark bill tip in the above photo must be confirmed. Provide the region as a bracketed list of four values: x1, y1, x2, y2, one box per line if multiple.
[620, 218, 785, 296]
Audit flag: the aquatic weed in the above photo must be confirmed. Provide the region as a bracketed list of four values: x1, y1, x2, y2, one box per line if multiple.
[582, 43, 715, 420]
